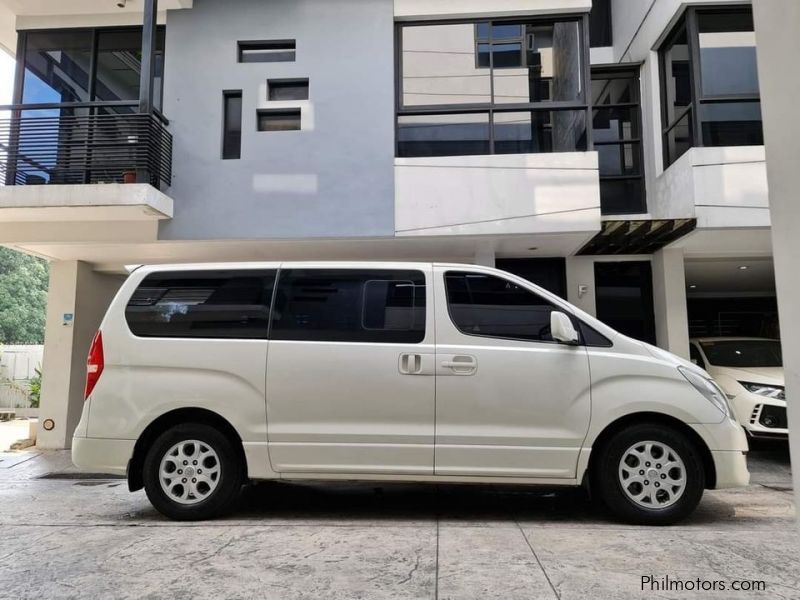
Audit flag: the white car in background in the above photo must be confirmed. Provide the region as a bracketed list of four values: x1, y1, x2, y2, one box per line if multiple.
[690, 338, 786, 440]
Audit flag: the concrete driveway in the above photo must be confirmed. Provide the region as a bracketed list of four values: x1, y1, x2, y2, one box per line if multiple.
[0, 444, 797, 599]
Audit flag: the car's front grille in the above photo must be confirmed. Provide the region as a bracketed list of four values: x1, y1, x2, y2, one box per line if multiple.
[759, 404, 788, 429]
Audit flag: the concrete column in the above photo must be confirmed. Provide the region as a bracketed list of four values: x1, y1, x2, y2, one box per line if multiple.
[753, 0, 800, 510]
[37, 262, 123, 449]
[651, 248, 690, 359]
[566, 256, 597, 316]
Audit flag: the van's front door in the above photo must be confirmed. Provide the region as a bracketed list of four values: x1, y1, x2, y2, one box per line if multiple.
[433, 267, 591, 478]
[265, 265, 435, 474]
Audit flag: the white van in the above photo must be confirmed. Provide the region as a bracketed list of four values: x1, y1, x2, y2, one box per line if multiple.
[72, 262, 749, 524]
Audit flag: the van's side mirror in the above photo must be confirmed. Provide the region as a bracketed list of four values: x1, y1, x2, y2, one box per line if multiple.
[551, 311, 580, 345]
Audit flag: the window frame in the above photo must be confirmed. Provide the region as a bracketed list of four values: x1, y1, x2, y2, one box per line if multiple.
[443, 270, 602, 347]
[15, 25, 167, 112]
[658, 6, 761, 168]
[395, 14, 593, 157]
[591, 64, 647, 214]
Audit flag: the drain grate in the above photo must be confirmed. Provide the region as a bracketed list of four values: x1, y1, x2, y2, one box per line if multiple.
[37, 472, 125, 480]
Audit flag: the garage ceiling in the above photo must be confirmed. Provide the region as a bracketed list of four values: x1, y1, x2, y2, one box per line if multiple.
[684, 258, 775, 296]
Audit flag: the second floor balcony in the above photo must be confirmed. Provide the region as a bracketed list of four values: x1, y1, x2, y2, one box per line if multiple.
[0, 103, 172, 189]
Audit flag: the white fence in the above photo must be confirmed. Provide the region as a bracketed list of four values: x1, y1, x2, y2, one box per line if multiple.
[0, 345, 43, 411]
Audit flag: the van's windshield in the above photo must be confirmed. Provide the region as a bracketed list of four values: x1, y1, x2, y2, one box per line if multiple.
[699, 340, 782, 368]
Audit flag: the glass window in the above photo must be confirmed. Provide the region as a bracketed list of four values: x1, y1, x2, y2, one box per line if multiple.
[659, 7, 763, 168]
[271, 269, 426, 343]
[697, 11, 758, 97]
[589, 0, 613, 48]
[700, 101, 763, 146]
[125, 270, 276, 339]
[397, 113, 490, 157]
[397, 18, 588, 158]
[22, 30, 93, 104]
[699, 340, 782, 368]
[662, 28, 691, 126]
[401, 24, 491, 107]
[222, 91, 242, 160]
[492, 21, 583, 105]
[592, 67, 646, 214]
[444, 271, 561, 342]
[494, 110, 587, 154]
[21, 27, 166, 110]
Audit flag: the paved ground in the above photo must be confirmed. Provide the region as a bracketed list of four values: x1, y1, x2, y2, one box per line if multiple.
[0, 442, 798, 599]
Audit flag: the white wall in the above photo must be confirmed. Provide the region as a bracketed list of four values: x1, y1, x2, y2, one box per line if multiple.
[395, 152, 601, 237]
[752, 0, 800, 513]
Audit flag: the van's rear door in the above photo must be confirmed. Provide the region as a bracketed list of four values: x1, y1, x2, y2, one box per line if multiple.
[265, 264, 435, 474]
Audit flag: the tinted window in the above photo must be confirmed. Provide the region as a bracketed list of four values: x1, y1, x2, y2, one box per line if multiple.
[126, 270, 276, 339]
[699, 340, 782, 368]
[271, 269, 426, 343]
[445, 272, 560, 342]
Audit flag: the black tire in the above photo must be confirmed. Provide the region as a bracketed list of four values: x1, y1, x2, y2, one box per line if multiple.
[143, 423, 244, 521]
[593, 423, 705, 525]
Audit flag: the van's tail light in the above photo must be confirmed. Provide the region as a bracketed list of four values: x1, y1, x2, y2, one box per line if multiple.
[85, 331, 104, 400]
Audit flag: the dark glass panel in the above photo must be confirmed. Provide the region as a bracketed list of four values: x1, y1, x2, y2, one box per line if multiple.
[594, 261, 656, 344]
[126, 270, 276, 339]
[493, 110, 587, 154]
[222, 91, 242, 159]
[700, 101, 763, 146]
[397, 113, 490, 157]
[445, 272, 560, 342]
[597, 143, 641, 176]
[591, 76, 635, 105]
[665, 110, 693, 166]
[271, 269, 426, 343]
[663, 26, 691, 125]
[599, 179, 646, 215]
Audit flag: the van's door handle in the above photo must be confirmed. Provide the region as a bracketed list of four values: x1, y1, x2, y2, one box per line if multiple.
[441, 355, 478, 374]
[441, 359, 476, 369]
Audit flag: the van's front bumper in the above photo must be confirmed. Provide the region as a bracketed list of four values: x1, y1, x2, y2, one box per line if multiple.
[71, 436, 134, 477]
[691, 420, 750, 489]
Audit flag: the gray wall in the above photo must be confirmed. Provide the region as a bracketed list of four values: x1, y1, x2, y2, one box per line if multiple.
[159, 0, 396, 240]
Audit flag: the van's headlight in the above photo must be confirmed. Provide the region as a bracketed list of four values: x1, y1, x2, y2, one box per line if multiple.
[739, 382, 785, 401]
[678, 367, 733, 418]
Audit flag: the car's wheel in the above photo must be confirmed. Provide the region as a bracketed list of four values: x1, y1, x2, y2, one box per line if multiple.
[143, 423, 243, 521]
[593, 423, 705, 525]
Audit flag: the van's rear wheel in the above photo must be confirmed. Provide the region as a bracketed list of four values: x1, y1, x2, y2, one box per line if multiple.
[594, 424, 705, 525]
[143, 423, 243, 521]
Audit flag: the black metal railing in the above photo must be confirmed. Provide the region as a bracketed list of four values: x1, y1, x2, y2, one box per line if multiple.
[0, 102, 172, 189]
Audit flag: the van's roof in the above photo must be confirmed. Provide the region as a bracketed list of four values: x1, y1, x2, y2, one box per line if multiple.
[132, 261, 490, 273]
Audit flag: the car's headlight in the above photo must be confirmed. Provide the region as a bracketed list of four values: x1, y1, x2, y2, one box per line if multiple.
[678, 366, 733, 419]
[739, 382, 785, 401]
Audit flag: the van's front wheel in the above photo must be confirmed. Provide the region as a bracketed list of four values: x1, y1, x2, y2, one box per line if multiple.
[143, 423, 243, 521]
[594, 424, 705, 525]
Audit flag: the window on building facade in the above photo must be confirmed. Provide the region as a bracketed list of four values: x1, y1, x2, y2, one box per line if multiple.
[659, 6, 762, 168]
[238, 40, 296, 63]
[592, 66, 646, 214]
[396, 17, 590, 157]
[222, 91, 243, 159]
[19, 27, 166, 112]
[589, 0, 613, 47]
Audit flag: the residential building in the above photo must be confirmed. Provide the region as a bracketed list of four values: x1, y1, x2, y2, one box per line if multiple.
[0, 0, 783, 450]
